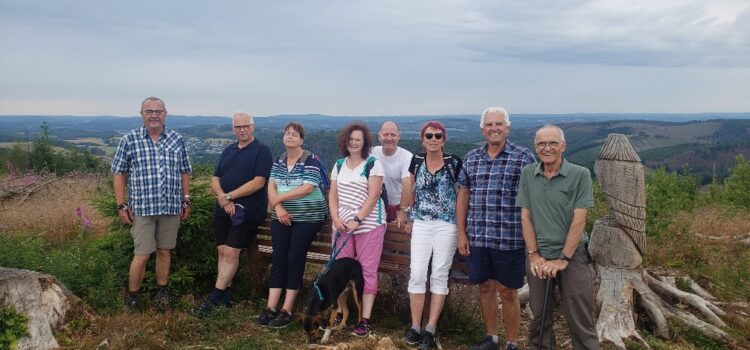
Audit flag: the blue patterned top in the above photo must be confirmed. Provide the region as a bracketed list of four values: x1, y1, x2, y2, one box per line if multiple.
[457, 141, 536, 250]
[111, 126, 192, 216]
[270, 152, 328, 223]
[409, 154, 462, 223]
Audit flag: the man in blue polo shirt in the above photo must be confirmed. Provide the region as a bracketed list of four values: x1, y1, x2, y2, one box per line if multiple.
[193, 111, 272, 316]
[112, 96, 192, 312]
[517, 125, 599, 349]
[457, 107, 536, 350]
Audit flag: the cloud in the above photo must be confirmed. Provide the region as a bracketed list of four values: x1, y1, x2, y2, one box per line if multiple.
[455, 0, 750, 67]
[0, 0, 748, 115]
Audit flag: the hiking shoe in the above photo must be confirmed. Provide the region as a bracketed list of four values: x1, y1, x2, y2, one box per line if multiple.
[469, 336, 499, 350]
[268, 309, 293, 328]
[222, 287, 232, 307]
[125, 292, 142, 312]
[257, 307, 278, 326]
[192, 299, 219, 318]
[352, 319, 371, 337]
[505, 342, 519, 350]
[403, 328, 422, 345]
[153, 288, 169, 313]
[418, 331, 437, 350]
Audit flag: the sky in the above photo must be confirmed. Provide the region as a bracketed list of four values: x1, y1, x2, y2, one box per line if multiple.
[1, 0, 749, 117]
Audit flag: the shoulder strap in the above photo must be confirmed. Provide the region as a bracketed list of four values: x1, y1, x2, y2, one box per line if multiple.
[445, 154, 459, 182]
[335, 157, 346, 172]
[363, 156, 377, 177]
[299, 150, 311, 164]
[413, 153, 426, 176]
[278, 151, 288, 164]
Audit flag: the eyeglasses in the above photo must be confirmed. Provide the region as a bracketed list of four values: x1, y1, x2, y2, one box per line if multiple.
[143, 110, 165, 116]
[233, 124, 254, 130]
[536, 141, 561, 149]
[424, 133, 443, 140]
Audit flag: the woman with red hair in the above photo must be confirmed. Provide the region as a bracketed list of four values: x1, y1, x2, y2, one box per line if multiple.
[402, 121, 463, 350]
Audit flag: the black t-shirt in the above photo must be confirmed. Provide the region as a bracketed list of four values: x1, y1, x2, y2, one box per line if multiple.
[213, 138, 273, 222]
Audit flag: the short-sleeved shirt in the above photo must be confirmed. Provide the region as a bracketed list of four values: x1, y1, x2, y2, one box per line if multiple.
[457, 141, 536, 250]
[213, 139, 273, 223]
[270, 152, 328, 223]
[331, 157, 386, 234]
[371, 146, 413, 206]
[111, 126, 192, 216]
[516, 159, 594, 258]
[409, 153, 462, 223]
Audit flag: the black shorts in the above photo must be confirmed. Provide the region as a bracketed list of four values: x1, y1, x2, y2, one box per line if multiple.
[214, 216, 260, 249]
[466, 246, 526, 289]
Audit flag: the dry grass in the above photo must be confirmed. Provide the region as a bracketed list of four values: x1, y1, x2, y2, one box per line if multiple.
[685, 205, 750, 238]
[0, 172, 109, 244]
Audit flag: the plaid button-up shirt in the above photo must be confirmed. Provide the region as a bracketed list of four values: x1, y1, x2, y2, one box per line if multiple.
[111, 126, 192, 216]
[458, 141, 536, 250]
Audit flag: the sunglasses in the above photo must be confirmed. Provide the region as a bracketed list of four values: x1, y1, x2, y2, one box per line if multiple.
[424, 133, 443, 140]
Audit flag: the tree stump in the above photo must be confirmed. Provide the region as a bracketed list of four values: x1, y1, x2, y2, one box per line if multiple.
[0, 267, 90, 350]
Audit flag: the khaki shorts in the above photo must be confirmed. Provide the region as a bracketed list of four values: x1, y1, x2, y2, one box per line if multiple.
[131, 215, 181, 256]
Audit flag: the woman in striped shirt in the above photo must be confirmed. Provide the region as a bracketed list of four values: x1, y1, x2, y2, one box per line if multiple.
[258, 122, 328, 328]
[329, 121, 387, 337]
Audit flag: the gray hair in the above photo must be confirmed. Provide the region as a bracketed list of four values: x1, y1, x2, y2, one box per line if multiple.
[141, 96, 166, 111]
[480, 107, 510, 127]
[534, 124, 566, 143]
[232, 111, 254, 125]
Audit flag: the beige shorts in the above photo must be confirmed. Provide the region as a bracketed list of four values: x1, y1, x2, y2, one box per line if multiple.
[131, 215, 181, 256]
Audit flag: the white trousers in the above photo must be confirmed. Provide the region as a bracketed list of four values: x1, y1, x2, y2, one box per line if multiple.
[408, 219, 458, 295]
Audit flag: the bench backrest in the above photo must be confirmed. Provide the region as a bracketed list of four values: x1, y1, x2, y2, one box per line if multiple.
[255, 213, 469, 280]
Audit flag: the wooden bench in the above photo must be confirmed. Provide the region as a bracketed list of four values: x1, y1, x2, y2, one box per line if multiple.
[254, 213, 470, 282]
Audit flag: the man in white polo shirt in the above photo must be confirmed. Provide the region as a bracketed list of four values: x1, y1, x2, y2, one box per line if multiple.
[371, 121, 413, 224]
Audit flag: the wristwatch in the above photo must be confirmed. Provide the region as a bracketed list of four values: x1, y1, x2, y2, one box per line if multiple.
[353, 216, 362, 223]
[224, 192, 233, 201]
[560, 252, 573, 262]
[117, 203, 130, 211]
[400, 206, 412, 214]
[527, 249, 538, 256]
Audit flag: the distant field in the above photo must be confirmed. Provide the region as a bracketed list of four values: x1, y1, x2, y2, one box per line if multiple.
[0, 141, 30, 149]
[0, 142, 67, 152]
[65, 137, 106, 145]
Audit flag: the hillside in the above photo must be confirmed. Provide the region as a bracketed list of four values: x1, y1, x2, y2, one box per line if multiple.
[1, 165, 749, 349]
[1, 115, 749, 181]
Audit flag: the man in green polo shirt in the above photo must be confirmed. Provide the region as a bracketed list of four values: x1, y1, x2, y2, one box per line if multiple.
[516, 124, 600, 350]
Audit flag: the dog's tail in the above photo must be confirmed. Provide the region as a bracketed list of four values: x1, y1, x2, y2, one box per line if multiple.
[353, 262, 365, 303]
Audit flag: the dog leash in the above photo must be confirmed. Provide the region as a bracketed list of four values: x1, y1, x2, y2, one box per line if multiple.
[312, 230, 352, 301]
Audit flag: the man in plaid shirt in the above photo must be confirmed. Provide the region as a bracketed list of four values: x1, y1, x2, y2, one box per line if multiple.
[457, 107, 536, 350]
[111, 96, 192, 312]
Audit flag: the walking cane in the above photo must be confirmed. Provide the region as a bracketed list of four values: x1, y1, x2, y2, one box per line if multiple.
[536, 277, 553, 350]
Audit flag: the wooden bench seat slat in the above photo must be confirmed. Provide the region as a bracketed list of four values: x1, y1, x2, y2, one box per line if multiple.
[255, 215, 468, 281]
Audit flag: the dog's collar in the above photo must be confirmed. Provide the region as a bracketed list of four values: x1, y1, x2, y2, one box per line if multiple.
[313, 283, 324, 301]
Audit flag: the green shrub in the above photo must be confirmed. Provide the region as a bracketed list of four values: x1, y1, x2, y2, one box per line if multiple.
[0, 306, 29, 350]
[645, 167, 698, 235]
[586, 180, 610, 233]
[722, 155, 750, 208]
[0, 233, 130, 314]
[93, 178, 249, 301]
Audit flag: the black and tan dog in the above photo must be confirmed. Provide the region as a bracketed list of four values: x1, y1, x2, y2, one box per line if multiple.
[302, 257, 364, 343]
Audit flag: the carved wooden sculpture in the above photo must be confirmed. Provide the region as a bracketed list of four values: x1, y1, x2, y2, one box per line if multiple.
[589, 134, 729, 349]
